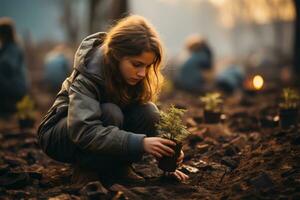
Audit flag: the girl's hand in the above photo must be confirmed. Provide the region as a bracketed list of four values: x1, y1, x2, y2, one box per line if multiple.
[177, 150, 184, 166]
[166, 169, 189, 182]
[143, 137, 176, 158]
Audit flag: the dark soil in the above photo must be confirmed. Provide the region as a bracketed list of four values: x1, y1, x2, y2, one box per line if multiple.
[1, 89, 300, 200]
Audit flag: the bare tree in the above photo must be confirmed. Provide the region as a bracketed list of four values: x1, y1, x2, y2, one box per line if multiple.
[109, 0, 128, 22]
[58, 0, 128, 43]
[89, 0, 104, 33]
[293, 0, 300, 77]
[88, 0, 128, 34]
[60, 0, 79, 44]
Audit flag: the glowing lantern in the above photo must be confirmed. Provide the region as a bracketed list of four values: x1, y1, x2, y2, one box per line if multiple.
[253, 75, 264, 90]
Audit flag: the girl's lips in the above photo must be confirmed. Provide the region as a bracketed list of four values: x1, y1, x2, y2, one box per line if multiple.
[127, 78, 142, 85]
[131, 78, 142, 82]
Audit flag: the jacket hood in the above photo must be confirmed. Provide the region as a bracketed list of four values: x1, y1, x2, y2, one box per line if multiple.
[74, 32, 106, 84]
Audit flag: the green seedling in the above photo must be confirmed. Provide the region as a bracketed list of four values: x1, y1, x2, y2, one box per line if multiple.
[200, 92, 223, 112]
[156, 105, 190, 143]
[279, 88, 300, 109]
[16, 95, 35, 119]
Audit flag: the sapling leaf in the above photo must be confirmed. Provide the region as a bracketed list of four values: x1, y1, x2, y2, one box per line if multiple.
[156, 105, 191, 143]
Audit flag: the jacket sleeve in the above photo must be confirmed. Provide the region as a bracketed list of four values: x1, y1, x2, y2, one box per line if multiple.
[67, 74, 146, 161]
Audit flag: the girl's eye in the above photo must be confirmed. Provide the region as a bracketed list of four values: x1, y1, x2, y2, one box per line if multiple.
[132, 62, 143, 68]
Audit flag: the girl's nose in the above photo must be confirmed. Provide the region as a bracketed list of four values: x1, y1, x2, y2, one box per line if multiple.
[137, 67, 146, 78]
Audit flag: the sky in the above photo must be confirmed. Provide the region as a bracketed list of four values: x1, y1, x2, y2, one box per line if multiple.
[0, 0, 295, 59]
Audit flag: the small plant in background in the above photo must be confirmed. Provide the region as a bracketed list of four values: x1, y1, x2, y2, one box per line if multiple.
[278, 88, 299, 129]
[279, 88, 300, 109]
[200, 92, 223, 123]
[16, 95, 36, 129]
[200, 92, 223, 112]
[156, 105, 191, 172]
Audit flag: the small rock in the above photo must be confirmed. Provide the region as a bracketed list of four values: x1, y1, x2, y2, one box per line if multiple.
[196, 144, 210, 154]
[180, 164, 199, 174]
[249, 172, 274, 190]
[80, 181, 108, 199]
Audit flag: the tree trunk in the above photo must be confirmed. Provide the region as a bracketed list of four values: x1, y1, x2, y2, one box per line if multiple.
[89, 0, 102, 34]
[61, 0, 79, 44]
[293, 0, 300, 77]
[88, 0, 128, 33]
[110, 0, 128, 22]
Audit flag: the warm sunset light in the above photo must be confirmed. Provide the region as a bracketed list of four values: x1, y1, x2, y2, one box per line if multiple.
[1, 1, 300, 199]
[253, 75, 264, 90]
[209, 0, 295, 28]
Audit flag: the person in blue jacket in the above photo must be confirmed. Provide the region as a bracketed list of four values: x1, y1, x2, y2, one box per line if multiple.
[43, 44, 72, 92]
[0, 17, 28, 116]
[174, 34, 214, 94]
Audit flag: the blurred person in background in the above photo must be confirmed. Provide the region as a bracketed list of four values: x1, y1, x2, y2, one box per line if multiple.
[43, 44, 72, 92]
[174, 34, 214, 94]
[216, 59, 245, 94]
[0, 17, 28, 117]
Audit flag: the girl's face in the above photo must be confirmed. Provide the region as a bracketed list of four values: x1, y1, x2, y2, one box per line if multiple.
[119, 51, 155, 85]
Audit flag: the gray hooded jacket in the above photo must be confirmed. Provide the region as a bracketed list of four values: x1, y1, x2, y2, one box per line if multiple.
[37, 32, 146, 161]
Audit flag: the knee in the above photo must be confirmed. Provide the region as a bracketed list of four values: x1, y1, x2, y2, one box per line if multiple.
[38, 118, 76, 163]
[141, 102, 160, 125]
[100, 103, 124, 127]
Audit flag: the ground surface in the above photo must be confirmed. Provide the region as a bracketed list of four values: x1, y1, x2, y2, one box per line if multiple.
[1, 88, 300, 200]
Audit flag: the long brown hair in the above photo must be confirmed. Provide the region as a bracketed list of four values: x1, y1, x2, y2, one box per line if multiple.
[101, 15, 164, 107]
